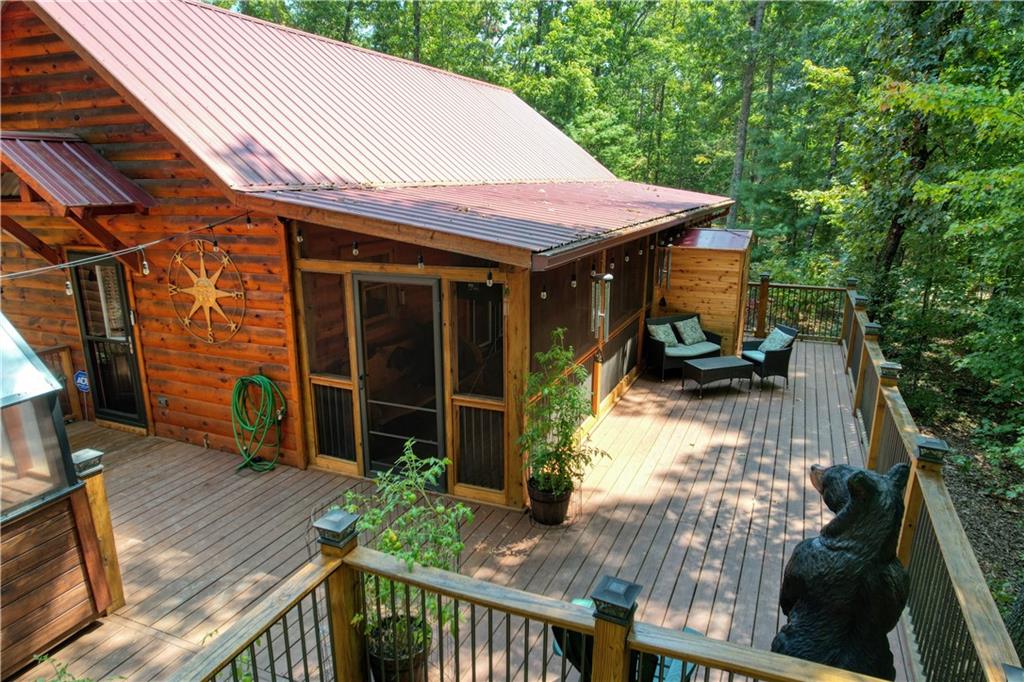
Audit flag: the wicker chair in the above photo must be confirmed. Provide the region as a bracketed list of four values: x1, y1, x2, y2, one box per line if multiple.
[645, 313, 722, 381]
[741, 324, 799, 387]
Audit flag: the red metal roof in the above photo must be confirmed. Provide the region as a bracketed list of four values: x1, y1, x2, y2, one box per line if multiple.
[34, 0, 614, 191]
[251, 181, 732, 254]
[0, 131, 154, 210]
[675, 228, 752, 251]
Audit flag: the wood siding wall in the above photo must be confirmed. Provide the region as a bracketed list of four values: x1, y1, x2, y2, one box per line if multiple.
[0, 494, 99, 678]
[657, 246, 750, 355]
[1, 3, 304, 466]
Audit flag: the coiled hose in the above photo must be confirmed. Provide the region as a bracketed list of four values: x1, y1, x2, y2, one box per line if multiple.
[231, 374, 287, 472]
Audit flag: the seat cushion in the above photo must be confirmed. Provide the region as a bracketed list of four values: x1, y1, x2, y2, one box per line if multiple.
[647, 323, 679, 347]
[758, 327, 795, 352]
[665, 341, 720, 358]
[742, 350, 766, 364]
[672, 317, 706, 346]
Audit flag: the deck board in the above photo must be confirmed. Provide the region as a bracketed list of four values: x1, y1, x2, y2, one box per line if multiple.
[10, 342, 909, 681]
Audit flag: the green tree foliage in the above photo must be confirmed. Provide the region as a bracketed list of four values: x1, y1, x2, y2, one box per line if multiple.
[222, 1, 1024, 490]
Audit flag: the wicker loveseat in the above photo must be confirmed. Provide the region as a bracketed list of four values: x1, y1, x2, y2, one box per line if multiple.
[645, 313, 722, 381]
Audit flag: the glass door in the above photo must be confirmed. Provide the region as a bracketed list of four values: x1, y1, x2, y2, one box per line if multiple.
[354, 275, 445, 484]
[71, 253, 145, 426]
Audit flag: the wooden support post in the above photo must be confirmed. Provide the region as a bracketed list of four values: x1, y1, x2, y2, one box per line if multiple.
[845, 294, 868, 371]
[840, 278, 857, 349]
[866, 362, 900, 471]
[755, 272, 770, 338]
[590, 575, 641, 682]
[314, 509, 367, 682]
[72, 448, 124, 612]
[852, 320, 879, 411]
[66, 209, 141, 274]
[897, 437, 949, 567]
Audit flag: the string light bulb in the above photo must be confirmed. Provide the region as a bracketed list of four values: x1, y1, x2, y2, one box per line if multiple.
[352, 241, 359, 257]
[570, 272, 577, 288]
[540, 285, 548, 300]
[64, 271, 73, 296]
[296, 229, 304, 244]
[417, 253, 424, 269]
[591, 261, 597, 277]
[624, 253, 630, 263]
[638, 246, 644, 256]
[245, 214, 253, 230]
[141, 252, 150, 276]
[610, 257, 616, 270]
[486, 270, 493, 287]
[212, 238, 220, 253]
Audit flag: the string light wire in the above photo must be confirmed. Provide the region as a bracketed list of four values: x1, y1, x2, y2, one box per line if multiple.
[0, 212, 250, 282]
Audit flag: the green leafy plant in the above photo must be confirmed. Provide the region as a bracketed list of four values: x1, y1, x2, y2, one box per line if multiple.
[31, 656, 94, 682]
[519, 328, 606, 496]
[340, 440, 473, 661]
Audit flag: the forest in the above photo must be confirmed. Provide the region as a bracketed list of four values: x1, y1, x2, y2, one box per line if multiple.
[221, 0, 1023, 633]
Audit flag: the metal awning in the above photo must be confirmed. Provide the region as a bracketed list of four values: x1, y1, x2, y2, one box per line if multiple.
[0, 131, 154, 213]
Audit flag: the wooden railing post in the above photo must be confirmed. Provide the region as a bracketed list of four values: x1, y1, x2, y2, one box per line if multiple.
[840, 278, 858, 349]
[845, 293, 868, 370]
[591, 575, 641, 682]
[314, 509, 367, 682]
[853, 321, 880, 412]
[72, 448, 124, 612]
[755, 272, 771, 338]
[897, 437, 949, 567]
[866, 361, 900, 471]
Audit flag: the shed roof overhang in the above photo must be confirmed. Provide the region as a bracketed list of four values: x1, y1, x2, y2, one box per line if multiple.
[235, 180, 733, 271]
[0, 131, 155, 272]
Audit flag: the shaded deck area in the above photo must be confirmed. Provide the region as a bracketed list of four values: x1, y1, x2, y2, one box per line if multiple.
[12, 341, 911, 681]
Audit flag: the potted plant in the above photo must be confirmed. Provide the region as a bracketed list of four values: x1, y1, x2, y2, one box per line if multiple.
[340, 440, 472, 682]
[520, 328, 607, 525]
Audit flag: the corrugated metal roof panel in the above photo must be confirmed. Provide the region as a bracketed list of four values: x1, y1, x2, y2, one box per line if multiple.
[252, 181, 731, 254]
[0, 131, 155, 209]
[676, 228, 752, 251]
[35, 0, 615, 191]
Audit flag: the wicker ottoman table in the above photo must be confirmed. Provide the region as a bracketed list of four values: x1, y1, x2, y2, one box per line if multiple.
[682, 356, 753, 398]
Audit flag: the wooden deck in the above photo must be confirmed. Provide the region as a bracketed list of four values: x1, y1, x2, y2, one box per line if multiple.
[11, 341, 911, 680]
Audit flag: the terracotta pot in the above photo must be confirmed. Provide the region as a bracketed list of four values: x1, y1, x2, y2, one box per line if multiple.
[367, 616, 430, 682]
[528, 477, 572, 525]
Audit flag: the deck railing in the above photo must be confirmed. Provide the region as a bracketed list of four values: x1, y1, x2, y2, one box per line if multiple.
[175, 289, 1023, 682]
[744, 274, 847, 341]
[839, 284, 1022, 682]
[176, 512, 890, 682]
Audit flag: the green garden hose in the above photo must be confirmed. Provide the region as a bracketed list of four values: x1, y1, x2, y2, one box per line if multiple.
[231, 374, 287, 472]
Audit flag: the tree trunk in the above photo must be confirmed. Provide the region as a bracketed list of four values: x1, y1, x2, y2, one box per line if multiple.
[412, 0, 421, 62]
[726, 0, 768, 230]
[341, 0, 354, 43]
[808, 119, 843, 247]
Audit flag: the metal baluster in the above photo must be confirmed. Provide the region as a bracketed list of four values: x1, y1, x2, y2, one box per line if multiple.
[281, 613, 294, 679]
[487, 608, 494, 681]
[404, 584, 414, 682]
[266, 623, 278, 681]
[374, 575, 385, 678]
[541, 624, 548, 679]
[249, 642, 261, 682]
[471, 603, 478, 680]
[559, 628, 568, 680]
[311, 585, 326, 681]
[390, 580, 400, 680]
[296, 597, 311, 681]
[505, 611, 511, 682]
[420, 588, 429, 682]
[454, 598, 461, 679]
[523, 618, 530, 682]
[230, 659, 240, 682]
[436, 592, 445, 681]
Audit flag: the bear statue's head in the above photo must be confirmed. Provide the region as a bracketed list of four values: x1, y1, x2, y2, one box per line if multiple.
[809, 462, 910, 557]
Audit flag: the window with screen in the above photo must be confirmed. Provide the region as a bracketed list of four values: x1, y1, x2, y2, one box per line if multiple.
[454, 282, 504, 399]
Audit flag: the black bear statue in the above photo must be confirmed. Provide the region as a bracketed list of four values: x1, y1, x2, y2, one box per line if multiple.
[771, 462, 910, 680]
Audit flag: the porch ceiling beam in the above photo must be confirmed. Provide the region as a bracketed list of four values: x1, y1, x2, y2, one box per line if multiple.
[66, 208, 141, 274]
[1, 215, 62, 266]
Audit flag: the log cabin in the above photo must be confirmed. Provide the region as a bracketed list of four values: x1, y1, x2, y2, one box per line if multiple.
[1, 0, 748, 509]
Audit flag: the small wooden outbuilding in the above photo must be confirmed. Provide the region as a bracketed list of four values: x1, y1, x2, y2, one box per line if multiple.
[1, 0, 741, 509]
